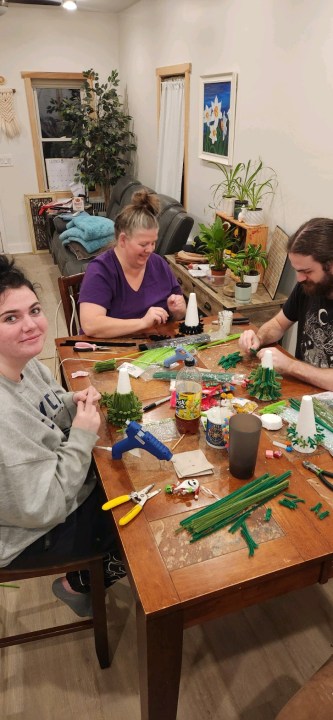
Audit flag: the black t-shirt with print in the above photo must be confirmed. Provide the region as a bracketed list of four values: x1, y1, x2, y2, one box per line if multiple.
[283, 283, 333, 367]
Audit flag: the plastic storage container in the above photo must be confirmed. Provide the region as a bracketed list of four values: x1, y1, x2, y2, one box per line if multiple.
[175, 358, 202, 434]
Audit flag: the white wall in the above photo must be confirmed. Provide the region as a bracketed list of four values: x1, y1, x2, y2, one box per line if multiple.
[0, 7, 119, 253]
[118, 0, 333, 244]
[2, 0, 333, 266]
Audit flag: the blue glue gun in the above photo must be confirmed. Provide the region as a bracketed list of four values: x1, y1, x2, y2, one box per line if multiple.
[163, 345, 195, 368]
[111, 421, 173, 461]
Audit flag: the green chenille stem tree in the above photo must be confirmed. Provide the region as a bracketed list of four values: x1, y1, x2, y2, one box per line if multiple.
[48, 69, 137, 208]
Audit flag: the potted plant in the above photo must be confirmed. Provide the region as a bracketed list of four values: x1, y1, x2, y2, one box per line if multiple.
[233, 159, 263, 219]
[210, 162, 244, 217]
[198, 215, 234, 274]
[224, 251, 252, 304]
[242, 243, 268, 293]
[47, 68, 137, 208]
[241, 160, 277, 226]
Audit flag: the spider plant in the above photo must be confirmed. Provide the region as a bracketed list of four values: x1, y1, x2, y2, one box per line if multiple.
[210, 162, 244, 206]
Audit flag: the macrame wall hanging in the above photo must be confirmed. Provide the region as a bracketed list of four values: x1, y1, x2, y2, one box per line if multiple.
[0, 77, 20, 138]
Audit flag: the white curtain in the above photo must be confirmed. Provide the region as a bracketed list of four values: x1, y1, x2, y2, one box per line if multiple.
[155, 77, 185, 201]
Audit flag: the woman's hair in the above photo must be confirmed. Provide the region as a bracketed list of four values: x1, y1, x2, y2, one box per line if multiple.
[0, 255, 37, 298]
[114, 188, 160, 240]
[287, 217, 333, 268]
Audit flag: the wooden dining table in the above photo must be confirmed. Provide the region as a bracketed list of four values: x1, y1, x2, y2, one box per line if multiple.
[56, 318, 333, 720]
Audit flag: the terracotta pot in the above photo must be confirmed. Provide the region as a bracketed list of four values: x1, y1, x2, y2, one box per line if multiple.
[211, 267, 226, 276]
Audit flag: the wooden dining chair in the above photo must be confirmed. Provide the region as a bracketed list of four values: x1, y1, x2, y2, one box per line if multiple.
[0, 552, 110, 669]
[275, 655, 333, 719]
[58, 272, 85, 336]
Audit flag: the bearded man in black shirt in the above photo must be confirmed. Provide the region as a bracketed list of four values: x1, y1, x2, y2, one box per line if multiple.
[239, 217, 333, 390]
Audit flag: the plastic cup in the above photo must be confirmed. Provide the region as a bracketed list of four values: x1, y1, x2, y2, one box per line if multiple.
[228, 414, 262, 479]
[205, 406, 233, 449]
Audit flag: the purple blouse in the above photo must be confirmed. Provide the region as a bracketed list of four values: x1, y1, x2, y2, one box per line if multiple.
[78, 248, 183, 319]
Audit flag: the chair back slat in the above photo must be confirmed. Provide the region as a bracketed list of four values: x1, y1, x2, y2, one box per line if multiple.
[58, 273, 85, 336]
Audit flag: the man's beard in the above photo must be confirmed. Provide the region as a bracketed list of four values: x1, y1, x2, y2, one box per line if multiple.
[302, 272, 333, 298]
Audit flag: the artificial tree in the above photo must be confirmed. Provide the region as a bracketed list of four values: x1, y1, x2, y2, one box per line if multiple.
[48, 69, 137, 207]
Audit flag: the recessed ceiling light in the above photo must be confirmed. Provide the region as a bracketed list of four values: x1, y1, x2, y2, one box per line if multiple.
[0, 1, 8, 17]
[62, 1, 77, 10]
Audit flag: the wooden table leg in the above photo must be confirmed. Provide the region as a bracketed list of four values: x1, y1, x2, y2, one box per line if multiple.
[136, 602, 183, 720]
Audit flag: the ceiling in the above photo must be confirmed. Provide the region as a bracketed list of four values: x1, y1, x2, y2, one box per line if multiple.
[73, 0, 140, 11]
[7, 0, 140, 12]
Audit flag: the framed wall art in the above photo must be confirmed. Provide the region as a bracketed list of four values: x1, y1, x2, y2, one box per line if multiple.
[25, 192, 56, 253]
[199, 72, 237, 165]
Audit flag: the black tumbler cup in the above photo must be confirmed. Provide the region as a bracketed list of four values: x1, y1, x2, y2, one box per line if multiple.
[228, 414, 262, 480]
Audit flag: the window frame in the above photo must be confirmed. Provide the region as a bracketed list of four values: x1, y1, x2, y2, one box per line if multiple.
[22, 71, 85, 194]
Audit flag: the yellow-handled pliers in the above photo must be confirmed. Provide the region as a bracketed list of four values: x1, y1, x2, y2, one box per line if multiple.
[102, 483, 161, 526]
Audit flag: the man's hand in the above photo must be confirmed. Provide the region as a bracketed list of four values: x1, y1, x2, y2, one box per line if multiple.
[73, 386, 101, 406]
[239, 329, 261, 354]
[257, 346, 291, 373]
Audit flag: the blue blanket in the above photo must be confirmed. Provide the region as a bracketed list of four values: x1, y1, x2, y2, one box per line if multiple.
[59, 212, 115, 253]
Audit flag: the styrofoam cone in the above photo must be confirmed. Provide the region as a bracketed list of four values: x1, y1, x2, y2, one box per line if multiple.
[261, 349, 273, 369]
[117, 367, 132, 394]
[185, 292, 199, 327]
[295, 395, 317, 452]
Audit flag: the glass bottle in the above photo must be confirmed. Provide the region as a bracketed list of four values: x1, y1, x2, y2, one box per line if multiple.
[175, 358, 202, 434]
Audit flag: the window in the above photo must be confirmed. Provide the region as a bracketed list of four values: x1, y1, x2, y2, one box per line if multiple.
[22, 72, 84, 194]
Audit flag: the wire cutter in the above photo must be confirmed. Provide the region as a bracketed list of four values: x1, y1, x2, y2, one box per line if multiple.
[101, 484, 161, 525]
[303, 461, 333, 491]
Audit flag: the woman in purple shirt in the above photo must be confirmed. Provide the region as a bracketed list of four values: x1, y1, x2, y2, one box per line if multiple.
[79, 189, 186, 338]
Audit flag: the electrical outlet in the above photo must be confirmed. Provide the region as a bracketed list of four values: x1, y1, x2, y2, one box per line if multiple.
[0, 155, 13, 167]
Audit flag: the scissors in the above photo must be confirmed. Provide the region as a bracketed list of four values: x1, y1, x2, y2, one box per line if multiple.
[303, 461, 333, 491]
[73, 341, 117, 352]
[101, 483, 161, 525]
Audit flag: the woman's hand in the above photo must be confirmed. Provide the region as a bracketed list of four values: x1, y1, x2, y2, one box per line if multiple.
[72, 385, 101, 434]
[239, 329, 260, 354]
[167, 294, 186, 319]
[73, 386, 101, 406]
[142, 306, 169, 328]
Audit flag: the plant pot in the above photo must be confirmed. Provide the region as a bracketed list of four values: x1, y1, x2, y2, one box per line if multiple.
[234, 282, 252, 304]
[234, 200, 248, 220]
[221, 196, 235, 216]
[211, 266, 226, 276]
[243, 271, 260, 294]
[242, 208, 264, 226]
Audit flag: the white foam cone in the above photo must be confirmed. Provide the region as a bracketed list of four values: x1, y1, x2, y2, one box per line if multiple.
[295, 395, 317, 453]
[117, 367, 132, 395]
[261, 349, 273, 369]
[185, 292, 199, 327]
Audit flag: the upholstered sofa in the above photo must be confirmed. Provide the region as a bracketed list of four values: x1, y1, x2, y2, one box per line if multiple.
[48, 176, 194, 276]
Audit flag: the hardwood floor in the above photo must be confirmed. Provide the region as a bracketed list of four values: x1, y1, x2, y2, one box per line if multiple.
[1, 253, 333, 719]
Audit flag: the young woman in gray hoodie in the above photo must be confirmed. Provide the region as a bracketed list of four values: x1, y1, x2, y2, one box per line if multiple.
[0, 255, 125, 617]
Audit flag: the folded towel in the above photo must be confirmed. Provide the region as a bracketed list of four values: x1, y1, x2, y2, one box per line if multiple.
[61, 233, 113, 253]
[59, 212, 115, 253]
[60, 212, 114, 242]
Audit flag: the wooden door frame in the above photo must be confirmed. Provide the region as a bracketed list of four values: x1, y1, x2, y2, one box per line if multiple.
[156, 63, 191, 210]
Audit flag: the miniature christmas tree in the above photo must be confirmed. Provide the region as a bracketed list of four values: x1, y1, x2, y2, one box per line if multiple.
[100, 367, 142, 426]
[247, 350, 282, 402]
[287, 395, 324, 453]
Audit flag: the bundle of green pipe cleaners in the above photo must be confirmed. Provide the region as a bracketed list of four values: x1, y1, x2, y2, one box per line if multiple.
[179, 471, 291, 553]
